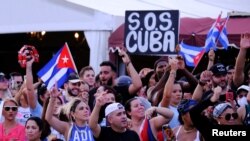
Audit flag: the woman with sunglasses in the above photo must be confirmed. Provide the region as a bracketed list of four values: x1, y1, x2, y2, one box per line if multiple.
[0, 98, 26, 140]
[189, 86, 244, 140]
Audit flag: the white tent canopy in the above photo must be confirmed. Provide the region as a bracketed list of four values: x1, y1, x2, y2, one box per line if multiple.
[0, 0, 122, 73]
[65, 0, 250, 18]
[1, 0, 250, 74]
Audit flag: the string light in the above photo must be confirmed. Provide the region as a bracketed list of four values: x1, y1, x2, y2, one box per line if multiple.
[74, 32, 79, 39]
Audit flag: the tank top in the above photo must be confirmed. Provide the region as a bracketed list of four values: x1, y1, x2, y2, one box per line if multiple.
[68, 124, 95, 141]
[175, 126, 200, 141]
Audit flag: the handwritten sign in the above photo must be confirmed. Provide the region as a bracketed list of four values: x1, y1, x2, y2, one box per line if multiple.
[125, 10, 179, 55]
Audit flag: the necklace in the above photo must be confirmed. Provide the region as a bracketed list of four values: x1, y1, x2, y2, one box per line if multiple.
[182, 126, 196, 133]
[74, 124, 87, 134]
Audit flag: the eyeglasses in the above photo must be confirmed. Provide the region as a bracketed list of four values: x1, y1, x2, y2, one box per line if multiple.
[221, 113, 238, 121]
[4, 106, 18, 112]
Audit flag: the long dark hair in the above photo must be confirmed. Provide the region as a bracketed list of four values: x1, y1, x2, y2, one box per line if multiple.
[25, 116, 48, 140]
[124, 97, 138, 119]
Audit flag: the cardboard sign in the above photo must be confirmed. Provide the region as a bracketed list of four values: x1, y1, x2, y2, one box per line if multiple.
[125, 10, 179, 55]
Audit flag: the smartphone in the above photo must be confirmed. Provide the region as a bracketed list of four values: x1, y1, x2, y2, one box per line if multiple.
[162, 124, 175, 141]
[225, 92, 234, 101]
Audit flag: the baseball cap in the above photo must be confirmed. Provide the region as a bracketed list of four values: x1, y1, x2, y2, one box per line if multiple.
[237, 85, 250, 94]
[68, 72, 81, 83]
[115, 75, 132, 87]
[213, 102, 232, 118]
[177, 99, 197, 114]
[105, 103, 125, 116]
[210, 63, 227, 75]
[226, 65, 234, 71]
[0, 72, 7, 82]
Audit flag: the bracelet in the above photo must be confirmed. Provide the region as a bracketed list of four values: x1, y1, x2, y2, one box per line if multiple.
[198, 80, 206, 86]
[169, 71, 176, 77]
[126, 61, 131, 66]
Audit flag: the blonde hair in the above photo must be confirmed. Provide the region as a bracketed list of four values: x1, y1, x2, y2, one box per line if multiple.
[58, 98, 84, 122]
[3, 98, 18, 106]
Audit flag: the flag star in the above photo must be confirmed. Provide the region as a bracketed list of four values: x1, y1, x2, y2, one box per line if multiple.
[61, 55, 69, 64]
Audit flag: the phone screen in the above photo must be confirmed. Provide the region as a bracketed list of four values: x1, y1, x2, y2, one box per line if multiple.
[225, 92, 234, 101]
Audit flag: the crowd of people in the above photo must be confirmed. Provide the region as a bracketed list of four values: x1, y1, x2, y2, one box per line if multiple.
[0, 33, 250, 141]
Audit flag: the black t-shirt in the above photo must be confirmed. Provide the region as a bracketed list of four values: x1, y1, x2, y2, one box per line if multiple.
[95, 127, 140, 141]
[113, 85, 135, 105]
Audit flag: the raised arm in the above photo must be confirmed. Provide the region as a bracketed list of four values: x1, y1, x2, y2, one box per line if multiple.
[207, 49, 215, 70]
[176, 56, 198, 91]
[45, 86, 69, 137]
[119, 49, 142, 94]
[160, 58, 178, 107]
[26, 57, 37, 109]
[192, 70, 213, 101]
[146, 106, 174, 131]
[233, 33, 250, 87]
[89, 92, 106, 138]
[14, 83, 26, 102]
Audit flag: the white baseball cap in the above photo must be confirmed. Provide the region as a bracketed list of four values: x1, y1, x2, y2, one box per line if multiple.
[237, 85, 250, 94]
[105, 103, 124, 116]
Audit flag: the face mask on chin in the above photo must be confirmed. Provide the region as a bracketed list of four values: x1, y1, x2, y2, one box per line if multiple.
[237, 97, 248, 107]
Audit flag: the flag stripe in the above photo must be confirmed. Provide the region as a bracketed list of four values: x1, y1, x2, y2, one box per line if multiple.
[40, 55, 60, 82]
[47, 68, 68, 90]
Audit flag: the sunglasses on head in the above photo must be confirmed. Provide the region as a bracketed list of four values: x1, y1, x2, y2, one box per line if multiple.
[4, 106, 18, 111]
[221, 113, 238, 121]
[71, 82, 81, 86]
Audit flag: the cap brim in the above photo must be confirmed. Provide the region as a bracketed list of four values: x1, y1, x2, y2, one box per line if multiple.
[69, 79, 81, 83]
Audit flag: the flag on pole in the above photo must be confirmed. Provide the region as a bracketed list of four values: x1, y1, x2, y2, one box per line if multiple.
[217, 16, 229, 50]
[204, 14, 229, 51]
[37, 43, 77, 90]
[179, 13, 229, 68]
[204, 14, 222, 51]
[179, 42, 205, 67]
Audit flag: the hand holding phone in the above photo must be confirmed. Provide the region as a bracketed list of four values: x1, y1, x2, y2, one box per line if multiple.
[225, 92, 234, 101]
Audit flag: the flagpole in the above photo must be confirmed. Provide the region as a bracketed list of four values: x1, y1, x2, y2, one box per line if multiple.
[65, 42, 78, 73]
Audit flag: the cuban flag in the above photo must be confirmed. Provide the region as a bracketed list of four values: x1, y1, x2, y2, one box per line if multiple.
[37, 43, 77, 90]
[204, 14, 222, 51]
[217, 17, 229, 50]
[204, 14, 229, 51]
[140, 119, 155, 141]
[179, 42, 205, 67]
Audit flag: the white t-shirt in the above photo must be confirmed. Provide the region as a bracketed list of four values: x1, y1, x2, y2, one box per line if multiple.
[16, 107, 32, 125]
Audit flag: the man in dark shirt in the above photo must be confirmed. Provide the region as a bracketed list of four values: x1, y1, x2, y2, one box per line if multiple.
[89, 93, 140, 141]
[88, 49, 142, 110]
